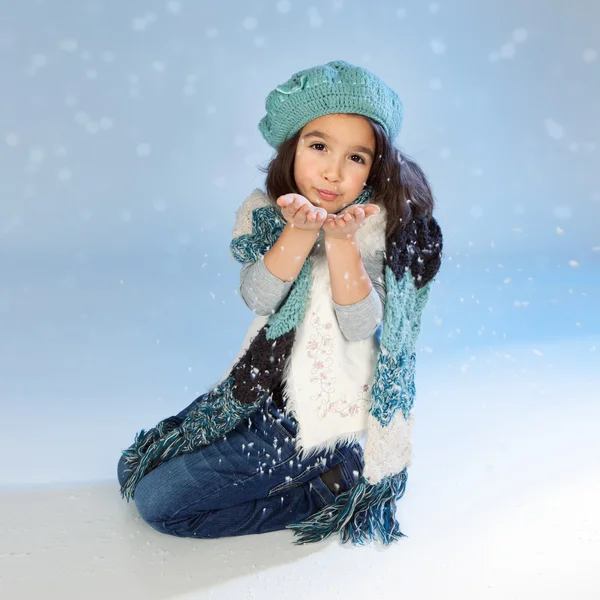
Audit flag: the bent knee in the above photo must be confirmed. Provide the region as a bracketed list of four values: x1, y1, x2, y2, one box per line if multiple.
[133, 474, 183, 526]
[133, 478, 216, 538]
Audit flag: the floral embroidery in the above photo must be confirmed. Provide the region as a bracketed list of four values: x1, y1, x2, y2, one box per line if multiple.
[305, 311, 370, 419]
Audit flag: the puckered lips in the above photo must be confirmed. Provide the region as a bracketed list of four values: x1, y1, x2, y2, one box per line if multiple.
[316, 188, 339, 201]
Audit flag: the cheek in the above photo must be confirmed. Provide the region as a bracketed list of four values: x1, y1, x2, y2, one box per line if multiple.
[295, 155, 320, 182]
[296, 148, 320, 168]
[348, 168, 369, 189]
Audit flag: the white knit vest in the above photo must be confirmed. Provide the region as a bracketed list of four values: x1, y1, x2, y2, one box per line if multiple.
[225, 189, 388, 461]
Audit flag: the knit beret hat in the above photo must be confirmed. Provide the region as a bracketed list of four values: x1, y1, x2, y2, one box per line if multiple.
[258, 60, 404, 149]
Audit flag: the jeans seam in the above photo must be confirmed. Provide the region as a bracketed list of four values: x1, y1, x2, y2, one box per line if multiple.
[312, 486, 330, 506]
[146, 517, 183, 536]
[309, 475, 336, 507]
[267, 412, 297, 440]
[266, 462, 322, 496]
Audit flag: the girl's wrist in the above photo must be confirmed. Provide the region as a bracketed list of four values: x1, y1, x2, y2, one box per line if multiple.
[324, 234, 359, 253]
[284, 221, 321, 237]
[323, 231, 357, 245]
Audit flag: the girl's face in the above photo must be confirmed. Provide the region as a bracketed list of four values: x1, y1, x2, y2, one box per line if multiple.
[293, 113, 376, 214]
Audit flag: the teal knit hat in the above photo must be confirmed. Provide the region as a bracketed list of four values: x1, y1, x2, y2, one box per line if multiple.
[258, 60, 403, 149]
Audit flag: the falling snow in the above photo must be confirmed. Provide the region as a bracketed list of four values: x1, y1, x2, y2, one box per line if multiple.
[0, 5, 597, 592]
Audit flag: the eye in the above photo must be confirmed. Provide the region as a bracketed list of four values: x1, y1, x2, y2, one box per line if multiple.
[310, 143, 366, 165]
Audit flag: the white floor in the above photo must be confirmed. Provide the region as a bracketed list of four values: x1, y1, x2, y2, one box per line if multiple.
[1, 338, 598, 600]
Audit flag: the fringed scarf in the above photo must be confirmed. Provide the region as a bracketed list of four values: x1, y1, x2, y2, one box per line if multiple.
[119, 185, 443, 546]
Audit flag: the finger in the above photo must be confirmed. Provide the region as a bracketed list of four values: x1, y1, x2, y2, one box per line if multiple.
[285, 193, 304, 207]
[301, 204, 315, 223]
[292, 202, 309, 219]
[304, 209, 317, 226]
[363, 204, 381, 216]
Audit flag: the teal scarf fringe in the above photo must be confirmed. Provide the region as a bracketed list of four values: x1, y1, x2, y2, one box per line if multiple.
[286, 470, 408, 545]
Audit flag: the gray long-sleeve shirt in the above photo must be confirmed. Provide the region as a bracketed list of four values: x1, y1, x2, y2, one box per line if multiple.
[239, 233, 386, 341]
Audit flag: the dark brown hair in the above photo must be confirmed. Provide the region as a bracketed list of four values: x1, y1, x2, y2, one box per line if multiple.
[258, 115, 435, 240]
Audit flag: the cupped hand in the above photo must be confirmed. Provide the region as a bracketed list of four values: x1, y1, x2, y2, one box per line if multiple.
[276, 193, 328, 231]
[322, 204, 381, 239]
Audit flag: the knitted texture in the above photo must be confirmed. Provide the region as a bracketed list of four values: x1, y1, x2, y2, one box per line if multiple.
[118, 187, 443, 546]
[258, 60, 404, 149]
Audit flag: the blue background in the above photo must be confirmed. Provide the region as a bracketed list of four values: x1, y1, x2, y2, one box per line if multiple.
[0, 0, 598, 485]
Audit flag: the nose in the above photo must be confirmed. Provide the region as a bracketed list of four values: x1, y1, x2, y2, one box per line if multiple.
[322, 158, 342, 183]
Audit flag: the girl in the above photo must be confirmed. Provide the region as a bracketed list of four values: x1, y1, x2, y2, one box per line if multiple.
[117, 60, 443, 546]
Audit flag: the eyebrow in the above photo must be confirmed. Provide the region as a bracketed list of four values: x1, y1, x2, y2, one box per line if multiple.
[302, 130, 375, 161]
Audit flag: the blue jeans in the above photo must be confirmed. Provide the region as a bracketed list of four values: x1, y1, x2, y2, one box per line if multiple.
[117, 396, 364, 539]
